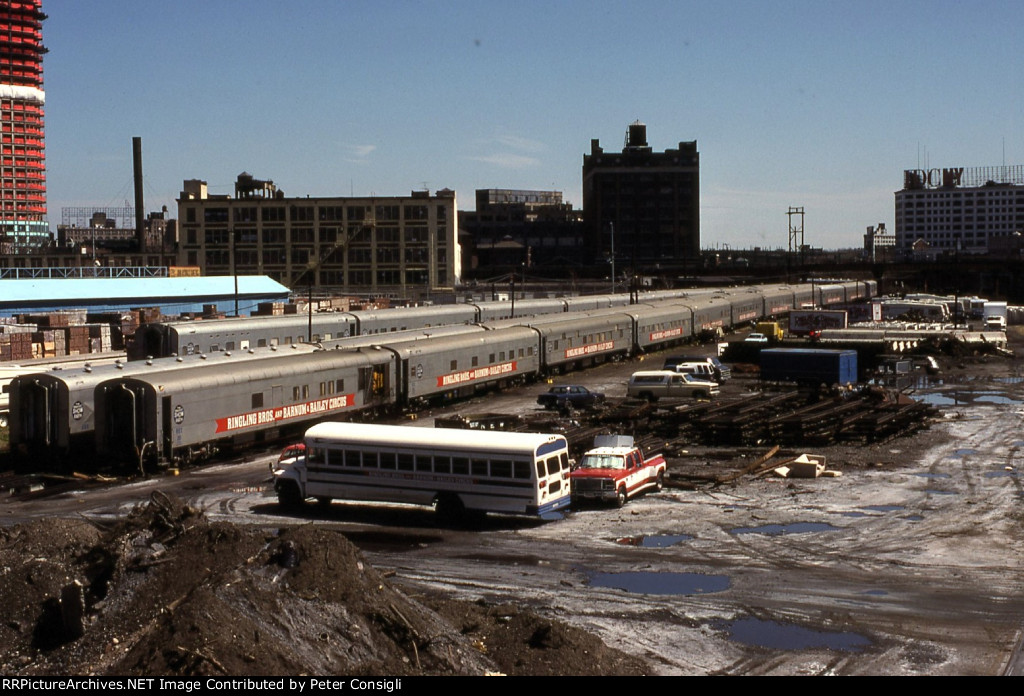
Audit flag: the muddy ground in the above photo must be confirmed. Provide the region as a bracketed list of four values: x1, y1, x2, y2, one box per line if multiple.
[2, 329, 1024, 676]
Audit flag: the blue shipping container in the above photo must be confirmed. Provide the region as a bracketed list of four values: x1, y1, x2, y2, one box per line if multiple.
[759, 348, 858, 386]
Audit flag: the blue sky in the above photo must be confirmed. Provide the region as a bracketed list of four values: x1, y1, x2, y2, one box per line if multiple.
[41, 0, 1024, 250]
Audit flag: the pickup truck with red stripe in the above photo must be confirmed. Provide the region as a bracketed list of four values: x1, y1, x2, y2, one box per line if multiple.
[570, 435, 666, 508]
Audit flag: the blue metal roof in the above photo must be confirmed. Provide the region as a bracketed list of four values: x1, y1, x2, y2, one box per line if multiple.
[0, 276, 290, 316]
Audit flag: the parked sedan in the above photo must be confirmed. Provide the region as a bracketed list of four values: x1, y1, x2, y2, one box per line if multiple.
[537, 385, 606, 410]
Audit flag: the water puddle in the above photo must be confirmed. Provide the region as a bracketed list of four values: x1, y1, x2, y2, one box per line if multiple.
[861, 589, 888, 596]
[838, 511, 867, 518]
[860, 505, 906, 513]
[984, 470, 1018, 478]
[994, 376, 1024, 384]
[913, 472, 951, 479]
[974, 394, 1023, 404]
[717, 617, 870, 652]
[730, 522, 839, 536]
[585, 570, 730, 595]
[344, 530, 443, 552]
[951, 448, 978, 457]
[918, 390, 1021, 406]
[903, 514, 924, 521]
[615, 534, 694, 547]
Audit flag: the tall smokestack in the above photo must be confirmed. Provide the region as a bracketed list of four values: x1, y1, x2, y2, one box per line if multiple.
[133, 137, 145, 251]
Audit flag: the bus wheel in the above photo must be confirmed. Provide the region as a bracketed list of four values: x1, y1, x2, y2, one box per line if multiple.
[615, 487, 627, 508]
[433, 493, 466, 523]
[276, 480, 304, 510]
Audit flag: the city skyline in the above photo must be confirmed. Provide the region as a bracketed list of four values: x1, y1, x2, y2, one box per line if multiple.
[41, 0, 1024, 251]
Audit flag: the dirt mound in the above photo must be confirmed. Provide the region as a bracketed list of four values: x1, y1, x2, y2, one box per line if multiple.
[0, 492, 646, 676]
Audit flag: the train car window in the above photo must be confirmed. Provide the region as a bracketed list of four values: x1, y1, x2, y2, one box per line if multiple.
[472, 356, 479, 367]
[489, 353, 495, 364]
[302, 385, 309, 399]
[251, 393, 263, 408]
[292, 387, 300, 401]
[258, 338, 267, 347]
[450, 360, 457, 370]
[284, 336, 292, 345]
[319, 382, 327, 396]
[335, 379, 344, 392]
[528, 347, 534, 356]
[210, 344, 219, 352]
[499, 351, 505, 361]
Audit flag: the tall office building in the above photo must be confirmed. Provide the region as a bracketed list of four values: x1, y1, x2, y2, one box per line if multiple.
[582, 122, 699, 271]
[0, 0, 47, 253]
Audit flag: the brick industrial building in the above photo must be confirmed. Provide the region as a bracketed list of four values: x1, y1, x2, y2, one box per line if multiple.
[0, 0, 47, 253]
[177, 173, 460, 298]
[582, 122, 700, 272]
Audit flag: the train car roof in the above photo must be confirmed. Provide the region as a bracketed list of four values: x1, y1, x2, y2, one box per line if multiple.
[107, 347, 387, 390]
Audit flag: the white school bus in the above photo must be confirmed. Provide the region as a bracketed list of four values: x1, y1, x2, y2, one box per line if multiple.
[273, 422, 572, 519]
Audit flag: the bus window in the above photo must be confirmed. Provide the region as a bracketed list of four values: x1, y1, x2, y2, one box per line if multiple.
[362, 452, 377, 468]
[453, 457, 469, 475]
[344, 450, 360, 468]
[415, 455, 432, 472]
[435, 456, 452, 474]
[513, 460, 530, 479]
[397, 453, 414, 471]
[491, 460, 512, 478]
[471, 459, 488, 477]
[559, 453, 569, 470]
[380, 452, 397, 470]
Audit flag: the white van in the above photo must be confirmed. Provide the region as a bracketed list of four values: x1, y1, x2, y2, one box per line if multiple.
[670, 361, 717, 380]
[627, 370, 719, 402]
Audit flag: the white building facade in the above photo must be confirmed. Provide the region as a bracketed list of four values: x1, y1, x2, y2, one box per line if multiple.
[895, 165, 1024, 255]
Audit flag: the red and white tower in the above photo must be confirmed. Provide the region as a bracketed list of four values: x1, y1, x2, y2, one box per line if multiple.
[0, 0, 47, 252]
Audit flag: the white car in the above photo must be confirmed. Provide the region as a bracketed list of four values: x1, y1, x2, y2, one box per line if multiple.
[744, 332, 769, 343]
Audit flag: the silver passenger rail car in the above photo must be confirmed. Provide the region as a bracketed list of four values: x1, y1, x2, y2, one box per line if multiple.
[347, 304, 479, 335]
[128, 313, 359, 361]
[94, 348, 395, 470]
[377, 325, 544, 404]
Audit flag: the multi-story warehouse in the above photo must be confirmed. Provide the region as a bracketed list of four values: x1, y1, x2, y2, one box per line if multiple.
[177, 173, 459, 298]
[895, 165, 1024, 255]
[0, 0, 47, 253]
[582, 122, 700, 271]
